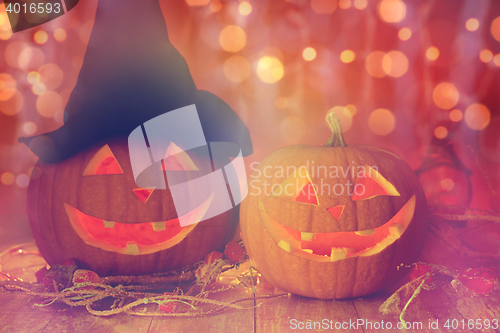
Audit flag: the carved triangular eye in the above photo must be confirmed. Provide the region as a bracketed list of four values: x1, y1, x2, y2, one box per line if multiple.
[327, 205, 344, 220]
[133, 187, 155, 204]
[161, 142, 200, 171]
[271, 166, 319, 205]
[352, 166, 400, 201]
[83, 145, 124, 176]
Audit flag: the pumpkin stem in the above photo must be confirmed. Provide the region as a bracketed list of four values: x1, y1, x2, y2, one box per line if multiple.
[324, 112, 347, 147]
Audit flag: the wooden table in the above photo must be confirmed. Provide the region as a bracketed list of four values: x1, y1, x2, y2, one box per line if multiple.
[1, 218, 499, 333]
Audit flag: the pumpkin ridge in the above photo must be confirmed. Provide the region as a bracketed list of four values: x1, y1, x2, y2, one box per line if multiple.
[52, 162, 66, 264]
[27, 164, 47, 261]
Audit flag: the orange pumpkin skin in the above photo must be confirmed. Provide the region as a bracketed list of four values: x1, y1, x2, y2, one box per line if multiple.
[240, 116, 427, 299]
[27, 137, 237, 276]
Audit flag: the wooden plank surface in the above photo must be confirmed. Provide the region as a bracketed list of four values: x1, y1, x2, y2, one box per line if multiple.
[150, 264, 255, 333]
[441, 284, 500, 333]
[0, 309, 56, 333]
[255, 293, 359, 333]
[148, 286, 254, 333]
[353, 287, 465, 333]
[0, 294, 60, 333]
[41, 306, 154, 333]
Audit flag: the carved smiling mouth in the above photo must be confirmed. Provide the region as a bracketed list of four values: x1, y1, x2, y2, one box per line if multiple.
[64, 196, 213, 255]
[258, 195, 416, 262]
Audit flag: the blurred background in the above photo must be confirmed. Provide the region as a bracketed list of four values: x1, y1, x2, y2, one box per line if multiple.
[0, 0, 499, 250]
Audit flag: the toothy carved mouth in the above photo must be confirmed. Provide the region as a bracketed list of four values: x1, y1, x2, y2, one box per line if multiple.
[258, 195, 416, 262]
[64, 196, 213, 255]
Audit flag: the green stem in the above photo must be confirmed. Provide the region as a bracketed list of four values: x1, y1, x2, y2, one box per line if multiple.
[324, 112, 347, 147]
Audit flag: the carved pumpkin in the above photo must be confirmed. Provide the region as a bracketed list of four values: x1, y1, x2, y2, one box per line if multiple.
[240, 113, 427, 299]
[27, 137, 238, 276]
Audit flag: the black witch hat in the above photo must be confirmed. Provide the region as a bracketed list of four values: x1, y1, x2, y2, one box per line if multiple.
[20, 0, 252, 163]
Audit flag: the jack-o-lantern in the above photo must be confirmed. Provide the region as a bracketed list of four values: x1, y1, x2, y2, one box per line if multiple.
[240, 113, 427, 299]
[27, 137, 238, 276]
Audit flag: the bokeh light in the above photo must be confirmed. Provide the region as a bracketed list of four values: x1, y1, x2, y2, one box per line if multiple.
[23, 122, 37, 135]
[434, 126, 448, 139]
[257, 56, 284, 84]
[5, 41, 28, 68]
[345, 104, 357, 116]
[479, 49, 493, 63]
[432, 82, 459, 110]
[186, 0, 210, 6]
[223, 56, 251, 83]
[302, 47, 317, 61]
[365, 51, 386, 78]
[494, 54, 500, 66]
[0, 88, 15, 101]
[311, 0, 337, 14]
[465, 18, 479, 32]
[0, 172, 15, 186]
[440, 178, 454, 191]
[18, 47, 45, 72]
[449, 109, 463, 122]
[464, 103, 490, 130]
[368, 108, 396, 136]
[219, 25, 246, 52]
[38, 63, 64, 90]
[0, 73, 17, 91]
[31, 82, 46, 95]
[377, 0, 406, 23]
[426, 46, 439, 61]
[338, 0, 351, 10]
[36, 91, 63, 118]
[491, 16, 500, 42]
[340, 50, 356, 63]
[26, 71, 40, 84]
[398, 27, 412, 41]
[33, 31, 48, 44]
[16, 174, 30, 188]
[209, 0, 222, 12]
[382, 50, 408, 77]
[53, 28, 67, 42]
[354, 0, 367, 10]
[238, 2, 252, 16]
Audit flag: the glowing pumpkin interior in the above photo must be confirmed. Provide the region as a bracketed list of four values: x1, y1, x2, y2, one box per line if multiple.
[65, 143, 208, 255]
[260, 166, 415, 262]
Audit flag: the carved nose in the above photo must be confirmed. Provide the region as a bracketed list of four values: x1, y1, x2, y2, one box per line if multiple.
[133, 188, 155, 204]
[327, 205, 344, 220]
